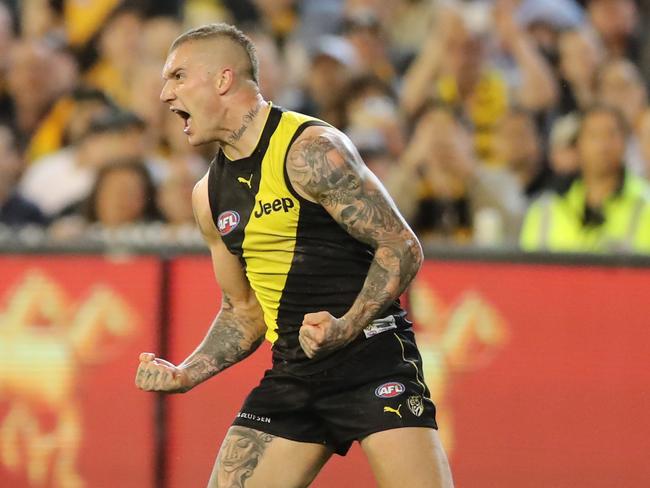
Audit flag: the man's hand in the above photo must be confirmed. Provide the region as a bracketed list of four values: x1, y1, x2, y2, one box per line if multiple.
[135, 352, 189, 393]
[298, 311, 357, 359]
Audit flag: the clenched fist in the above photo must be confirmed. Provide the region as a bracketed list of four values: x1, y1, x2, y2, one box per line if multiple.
[298, 311, 357, 359]
[135, 352, 189, 393]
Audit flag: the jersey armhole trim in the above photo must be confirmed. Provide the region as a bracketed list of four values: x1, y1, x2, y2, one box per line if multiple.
[283, 120, 330, 206]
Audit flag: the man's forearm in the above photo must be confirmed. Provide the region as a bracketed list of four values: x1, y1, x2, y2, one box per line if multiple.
[178, 297, 264, 391]
[342, 239, 422, 332]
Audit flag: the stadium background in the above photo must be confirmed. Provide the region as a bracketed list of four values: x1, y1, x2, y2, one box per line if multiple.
[2, 0, 650, 487]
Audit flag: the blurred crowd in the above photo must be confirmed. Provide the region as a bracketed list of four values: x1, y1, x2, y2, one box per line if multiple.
[1, 0, 650, 253]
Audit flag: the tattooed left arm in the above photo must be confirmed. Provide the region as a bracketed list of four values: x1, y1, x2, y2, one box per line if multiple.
[286, 126, 423, 358]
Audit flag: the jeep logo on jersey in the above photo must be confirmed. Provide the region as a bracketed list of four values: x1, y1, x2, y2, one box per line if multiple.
[375, 382, 405, 398]
[217, 210, 240, 236]
[253, 197, 294, 218]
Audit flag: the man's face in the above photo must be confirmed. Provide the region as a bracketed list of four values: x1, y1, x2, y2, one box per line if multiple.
[589, 0, 637, 41]
[559, 31, 602, 84]
[442, 22, 483, 82]
[160, 42, 223, 146]
[307, 56, 349, 109]
[96, 167, 147, 227]
[577, 111, 626, 177]
[7, 42, 55, 105]
[597, 61, 647, 124]
[495, 113, 541, 172]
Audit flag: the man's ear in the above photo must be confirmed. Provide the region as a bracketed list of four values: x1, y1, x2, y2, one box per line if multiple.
[216, 68, 234, 95]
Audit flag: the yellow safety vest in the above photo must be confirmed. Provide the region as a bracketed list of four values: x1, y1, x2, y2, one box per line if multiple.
[520, 172, 650, 253]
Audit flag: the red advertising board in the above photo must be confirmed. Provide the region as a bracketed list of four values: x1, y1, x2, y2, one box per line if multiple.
[0, 255, 160, 488]
[413, 261, 650, 488]
[4, 254, 647, 487]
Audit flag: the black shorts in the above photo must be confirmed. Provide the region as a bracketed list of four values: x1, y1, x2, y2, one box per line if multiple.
[231, 328, 438, 455]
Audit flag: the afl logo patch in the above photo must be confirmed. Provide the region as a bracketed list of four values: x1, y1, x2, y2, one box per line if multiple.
[217, 210, 240, 236]
[375, 382, 405, 398]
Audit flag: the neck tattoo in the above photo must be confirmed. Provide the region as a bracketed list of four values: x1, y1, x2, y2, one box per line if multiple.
[227, 103, 262, 145]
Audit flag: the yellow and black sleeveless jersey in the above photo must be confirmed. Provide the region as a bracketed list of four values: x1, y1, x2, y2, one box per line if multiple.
[208, 105, 402, 370]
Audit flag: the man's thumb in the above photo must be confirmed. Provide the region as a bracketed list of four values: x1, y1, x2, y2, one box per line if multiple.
[303, 311, 326, 326]
[139, 352, 155, 362]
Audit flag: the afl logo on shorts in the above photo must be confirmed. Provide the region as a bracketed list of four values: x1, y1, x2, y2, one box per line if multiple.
[217, 210, 240, 236]
[375, 382, 405, 398]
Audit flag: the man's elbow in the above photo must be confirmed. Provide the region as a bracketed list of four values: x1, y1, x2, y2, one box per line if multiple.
[405, 234, 424, 276]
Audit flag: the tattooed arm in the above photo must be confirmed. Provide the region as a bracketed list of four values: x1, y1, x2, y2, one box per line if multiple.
[135, 174, 266, 393]
[286, 126, 423, 359]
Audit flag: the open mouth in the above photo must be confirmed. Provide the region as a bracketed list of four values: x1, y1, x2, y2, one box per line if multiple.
[171, 108, 191, 133]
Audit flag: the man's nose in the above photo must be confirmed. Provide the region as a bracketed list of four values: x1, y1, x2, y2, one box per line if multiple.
[160, 81, 174, 103]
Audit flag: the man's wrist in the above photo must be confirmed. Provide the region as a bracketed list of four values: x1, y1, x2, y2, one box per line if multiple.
[339, 313, 369, 337]
[177, 362, 206, 392]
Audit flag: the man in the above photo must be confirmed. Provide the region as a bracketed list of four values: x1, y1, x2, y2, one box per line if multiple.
[135, 24, 453, 488]
[521, 104, 650, 252]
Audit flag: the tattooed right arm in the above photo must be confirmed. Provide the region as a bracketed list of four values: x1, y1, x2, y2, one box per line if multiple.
[177, 292, 265, 392]
[176, 173, 266, 392]
[135, 173, 266, 394]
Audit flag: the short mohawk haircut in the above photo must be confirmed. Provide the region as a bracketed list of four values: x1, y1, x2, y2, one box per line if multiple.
[170, 23, 259, 85]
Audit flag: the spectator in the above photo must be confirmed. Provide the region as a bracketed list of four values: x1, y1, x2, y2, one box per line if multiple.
[157, 165, 197, 228]
[383, 0, 435, 71]
[63, 87, 117, 147]
[521, 104, 650, 252]
[586, 0, 641, 62]
[297, 35, 358, 127]
[556, 27, 605, 115]
[5, 39, 79, 160]
[0, 125, 46, 227]
[19, 111, 151, 217]
[140, 15, 182, 63]
[342, 9, 396, 84]
[128, 61, 170, 153]
[401, 1, 557, 164]
[83, 159, 160, 229]
[386, 104, 525, 245]
[19, 0, 62, 41]
[342, 75, 405, 161]
[492, 107, 552, 199]
[597, 58, 648, 128]
[596, 58, 649, 174]
[548, 112, 581, 177]
[84, 6, 143, 107]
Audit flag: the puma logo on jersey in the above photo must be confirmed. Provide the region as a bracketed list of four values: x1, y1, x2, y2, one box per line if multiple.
[237, 174, 253, 189]
[383, 405, 402, 418]
[254, 197, 295, 218]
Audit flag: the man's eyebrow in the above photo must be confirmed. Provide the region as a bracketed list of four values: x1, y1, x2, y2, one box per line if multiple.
[163, 67, 183, 79]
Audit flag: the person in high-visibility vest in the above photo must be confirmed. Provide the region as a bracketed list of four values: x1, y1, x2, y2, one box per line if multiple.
[521, 104, 650, 253]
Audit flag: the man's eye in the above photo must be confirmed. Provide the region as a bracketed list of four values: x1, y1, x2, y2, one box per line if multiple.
[175, 72, 183, 80]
